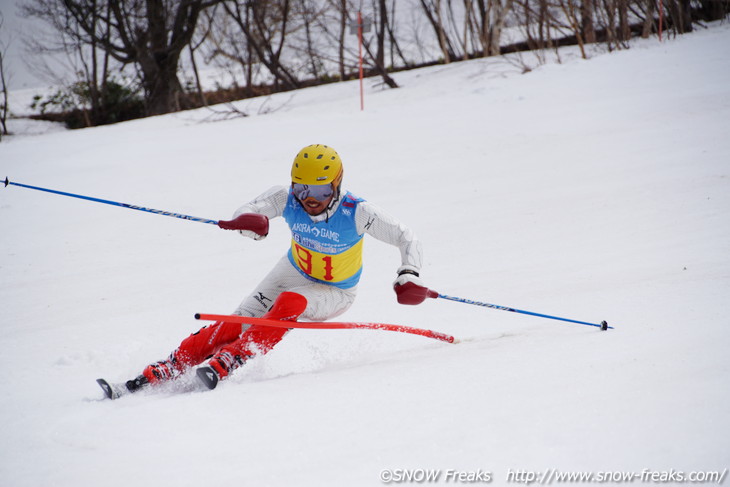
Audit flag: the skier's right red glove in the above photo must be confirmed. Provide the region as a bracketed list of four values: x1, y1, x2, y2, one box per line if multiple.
[393, 268, 438, 305]
[217, 213, 269, 240]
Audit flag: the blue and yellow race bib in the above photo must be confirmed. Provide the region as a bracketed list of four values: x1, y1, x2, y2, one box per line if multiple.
[283, 191, 364, 289]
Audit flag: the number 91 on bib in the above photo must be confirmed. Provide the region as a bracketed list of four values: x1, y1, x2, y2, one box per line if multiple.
[290, 239, 363, 285]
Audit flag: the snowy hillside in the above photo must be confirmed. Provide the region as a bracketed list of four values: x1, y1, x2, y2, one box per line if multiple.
[1, 23, 729, 487]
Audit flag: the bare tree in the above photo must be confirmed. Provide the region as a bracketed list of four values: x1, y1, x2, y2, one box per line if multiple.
[21, 0, 137, 126]
[384, 0, 409, 68]
[203, 7, 259, 97]
[665, 0, 694, 34]
[418, 0, 516, 62]
[579, 0, 596, 43]
[369, 0, 409, 69]
[187, 4, 221, 108]
[419, 0, 458, 62]
[639, 0, 656, 38]
[334, 0, 349, 80]
[361, 0, 398, 87]
[25, 0, 223, 116]
[222, 0, 301, 91]
[374, 0, 388, 68]
[475, 0, 515, 56]
[361, 33, 400, 88]
[296, 0, 325, 80]
[556, 0, 589, 58]
[319, 0, 362, 80]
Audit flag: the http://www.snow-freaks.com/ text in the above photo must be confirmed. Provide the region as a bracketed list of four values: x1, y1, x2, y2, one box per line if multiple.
[379, 467, 728, 484]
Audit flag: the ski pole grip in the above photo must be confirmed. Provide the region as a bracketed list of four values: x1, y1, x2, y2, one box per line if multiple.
[217, 213, 269, 236]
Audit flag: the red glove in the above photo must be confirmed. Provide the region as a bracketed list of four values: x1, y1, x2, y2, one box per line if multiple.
[393, 270, 438, 305]
[217, 213, 269, 239]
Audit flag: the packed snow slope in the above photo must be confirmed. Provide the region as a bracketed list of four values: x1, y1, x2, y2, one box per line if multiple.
[2, 23, 729, 487]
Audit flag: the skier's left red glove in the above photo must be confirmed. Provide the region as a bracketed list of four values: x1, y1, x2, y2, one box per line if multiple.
[218, 213, 269, 240]
[393, 268, 438, 305]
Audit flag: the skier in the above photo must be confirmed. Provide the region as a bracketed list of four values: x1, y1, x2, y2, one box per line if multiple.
[99, 144, 433, 397]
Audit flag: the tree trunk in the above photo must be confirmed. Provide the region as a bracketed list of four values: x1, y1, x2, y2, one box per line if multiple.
[337, 0, 346, 80]
[582, 0, 596, 43]
[641, 0, 655, 38]
[0, 51, 7, 139]
[139, 53, 185, 115]
[0, 15, 10, 139]
[618, 0, 630, 42]
[420, 0, 454, 62]
[376, 0, 387, 69]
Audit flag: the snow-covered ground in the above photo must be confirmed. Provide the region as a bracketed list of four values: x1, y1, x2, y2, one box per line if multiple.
[1, 22, 729, 487]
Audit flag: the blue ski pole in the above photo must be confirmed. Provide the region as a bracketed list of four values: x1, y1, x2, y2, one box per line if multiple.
[435, 292, 612, 330]
[4, 177, 219, 225]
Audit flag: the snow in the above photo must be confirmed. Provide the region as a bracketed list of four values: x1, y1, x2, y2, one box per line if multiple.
[2, 23, 729, 487]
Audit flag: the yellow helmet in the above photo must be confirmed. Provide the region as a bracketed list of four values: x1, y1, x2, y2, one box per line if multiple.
[291, 144, 343, 185]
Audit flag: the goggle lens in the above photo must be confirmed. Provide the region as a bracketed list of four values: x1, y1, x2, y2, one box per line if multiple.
[292, 183, 334, 202]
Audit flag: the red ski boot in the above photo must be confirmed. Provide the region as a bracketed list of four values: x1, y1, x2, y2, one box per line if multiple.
[196, 292, 307, 390]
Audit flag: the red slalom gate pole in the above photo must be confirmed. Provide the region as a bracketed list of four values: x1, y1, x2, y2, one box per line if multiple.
[195, 313, 456, 344]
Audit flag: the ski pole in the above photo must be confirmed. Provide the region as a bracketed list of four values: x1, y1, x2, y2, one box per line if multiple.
[4, 177, 219, 225]
[434, 292, 612, 330]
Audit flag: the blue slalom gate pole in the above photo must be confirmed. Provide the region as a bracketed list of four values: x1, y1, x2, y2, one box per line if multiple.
[4, 177, 219, 226]
[436, 293, 612, 330]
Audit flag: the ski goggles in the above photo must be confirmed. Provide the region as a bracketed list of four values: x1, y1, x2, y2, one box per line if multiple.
[292, 183, 335, 202]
